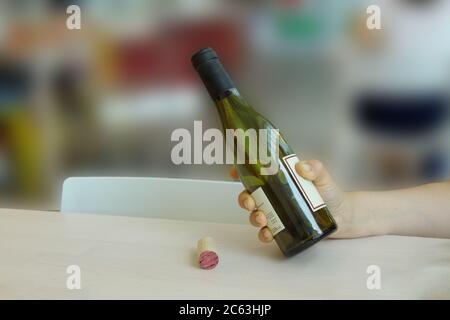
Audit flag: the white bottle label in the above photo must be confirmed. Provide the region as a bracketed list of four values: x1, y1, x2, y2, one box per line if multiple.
[282, 154, 326, 212]
[251, 187, 285, 236]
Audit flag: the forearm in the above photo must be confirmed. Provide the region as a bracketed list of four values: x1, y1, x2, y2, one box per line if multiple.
[348, 181, 450, 239]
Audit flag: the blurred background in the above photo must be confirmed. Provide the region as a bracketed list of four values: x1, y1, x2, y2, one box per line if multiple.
[0, 0, 449, 210]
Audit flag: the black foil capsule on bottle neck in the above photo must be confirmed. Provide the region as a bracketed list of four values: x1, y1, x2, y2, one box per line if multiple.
[191, 47, 235, 100]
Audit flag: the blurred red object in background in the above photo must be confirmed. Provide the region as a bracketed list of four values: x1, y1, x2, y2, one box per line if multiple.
[117, 19, 241, 88]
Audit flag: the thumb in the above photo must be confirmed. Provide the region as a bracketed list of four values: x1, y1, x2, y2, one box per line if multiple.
[294, 160, 344, 211]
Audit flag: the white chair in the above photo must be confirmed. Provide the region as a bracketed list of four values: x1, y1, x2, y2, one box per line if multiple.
[60, 177, 247, 224]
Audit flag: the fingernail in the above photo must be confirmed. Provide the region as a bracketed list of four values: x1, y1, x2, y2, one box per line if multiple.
[255, 212, 265, 225]
[244, 198, 254, 211]
[299, 161, 312, 173]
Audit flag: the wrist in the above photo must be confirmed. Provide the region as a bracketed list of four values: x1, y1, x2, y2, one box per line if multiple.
[347, 191, 389, 237]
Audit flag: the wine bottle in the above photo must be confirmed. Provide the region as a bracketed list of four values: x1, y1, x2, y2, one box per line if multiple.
[191, 47, 337, 257]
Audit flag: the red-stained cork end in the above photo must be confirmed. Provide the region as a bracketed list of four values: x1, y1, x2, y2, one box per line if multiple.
[198, 250, 219, 270]
[197, 237, 219, 270]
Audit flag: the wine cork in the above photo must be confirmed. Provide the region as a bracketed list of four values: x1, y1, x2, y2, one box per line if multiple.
[197, 237, 219, 270]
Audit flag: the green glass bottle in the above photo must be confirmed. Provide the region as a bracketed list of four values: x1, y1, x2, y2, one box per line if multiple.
[191, 47, 337, 257]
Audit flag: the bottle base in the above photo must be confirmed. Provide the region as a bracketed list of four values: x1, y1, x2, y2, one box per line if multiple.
[281, 224, 337, 258]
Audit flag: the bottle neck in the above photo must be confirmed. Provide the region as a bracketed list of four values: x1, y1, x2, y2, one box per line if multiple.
[194, 56, 236, 100]
[217, 87, 241, 101]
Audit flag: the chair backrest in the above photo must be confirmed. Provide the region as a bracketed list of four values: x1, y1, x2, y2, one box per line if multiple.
[61, 177, 247, 224]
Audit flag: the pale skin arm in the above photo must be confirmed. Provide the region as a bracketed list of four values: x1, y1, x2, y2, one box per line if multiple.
[232, 160, 450, 243]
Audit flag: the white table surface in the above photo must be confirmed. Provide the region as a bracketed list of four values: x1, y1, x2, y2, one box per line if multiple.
[1, 208, 449, 299]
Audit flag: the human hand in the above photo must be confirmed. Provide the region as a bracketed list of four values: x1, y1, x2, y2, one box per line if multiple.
[232, 160, 373, 242]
